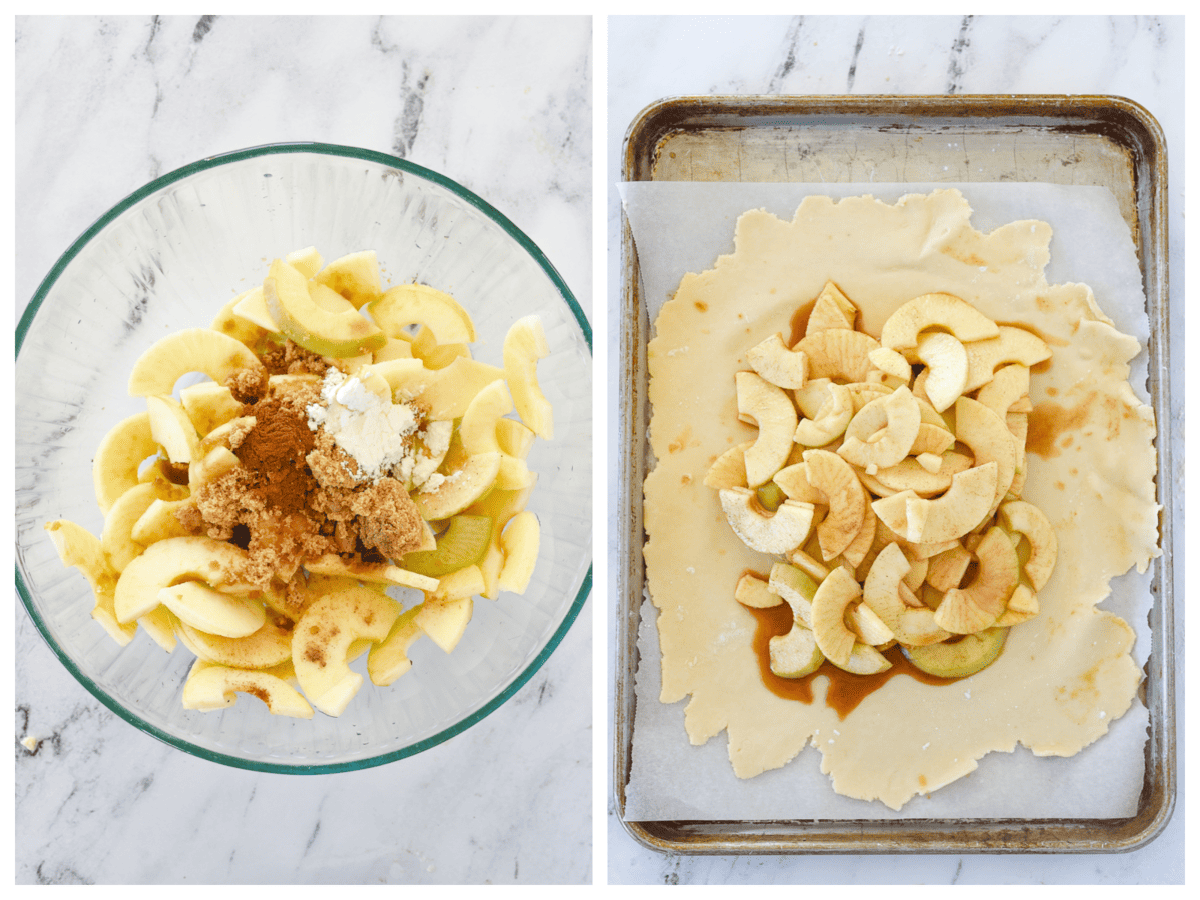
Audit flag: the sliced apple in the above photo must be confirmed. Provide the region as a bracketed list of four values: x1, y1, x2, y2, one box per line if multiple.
[879, 292, 1000, 352]
[769, 624, 824, 678]
[837, 385, 921, 470]
[872, 462, 998, 544]
[975, 363, 1031, 420]
[303, 554, 439, 592]
[867, 346, 913, 382]
[746, 332, 807, 389]
[368, 283, 476, 344]
[182, 660, 313, 718]
[794, 327, 880, 383]
[128, 327, 264, 397]
[402, 514, 492, 577]
[768, 562, 819, 629]
[312, 250, 382, 308]
[93, 411, 158, 513]
[993, 583, 1039, 626]
[861, 542, 951, 647]
[719, 487, 814, 554]
[809, 566, 861, 667]
[497, 510, 539, 594]
[415, 595, 474, 653]
[415, 450, 502, 520]
[911, 332, 969, 413]
[292, 586, 400, 716]
[177, 615, 294, 670]
[101, 480, 186, 572]
[737, 371, 797, 486]
[998, 500, 1058, 591]
[286, 245, 324, 279]
[212, 291, 272, 348]
[179, 381, 243, 438]
[231, 285, 279, 333]
[903, 627, 1008, 678]
[367, 607, 423, 686]
[503, 314, 553, 439]
[146, 395, 200, 464]
[962, 325, 1051, 393]
[805, 281, 859, 334]
[113, 536, 247, 624]
[45, 519, 138, 646]
[734, 572, 783, 609]
[793, 382, 853, 447]
[934, 526, 1019, 634]
[264, 258, 385, 358]
[158, 581, 267, 638]
[802, 449, 867, 560]
[953, 396, 1017, 511]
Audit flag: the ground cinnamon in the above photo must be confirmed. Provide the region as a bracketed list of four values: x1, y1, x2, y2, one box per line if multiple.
[234, 395, 318, 515]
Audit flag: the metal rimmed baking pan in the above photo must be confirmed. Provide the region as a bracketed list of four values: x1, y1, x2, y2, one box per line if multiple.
[614, 95, 1172, 854]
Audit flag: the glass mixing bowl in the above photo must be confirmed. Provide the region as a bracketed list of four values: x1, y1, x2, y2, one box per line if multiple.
[15, 143, 592, 773]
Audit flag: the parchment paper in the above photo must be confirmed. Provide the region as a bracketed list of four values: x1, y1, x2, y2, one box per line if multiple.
[621, 182, 1155, 821]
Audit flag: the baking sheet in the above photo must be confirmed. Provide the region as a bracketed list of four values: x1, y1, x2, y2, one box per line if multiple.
[620, 181, 1155, 821]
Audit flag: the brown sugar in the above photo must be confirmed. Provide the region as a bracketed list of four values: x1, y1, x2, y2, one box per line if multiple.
[260, 340, 337, 377]
[186, 368, 428, 591]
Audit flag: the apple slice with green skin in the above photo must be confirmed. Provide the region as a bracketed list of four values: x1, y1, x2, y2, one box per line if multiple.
[128, 327, 264, 397]
[157, 581, 267, 638]
[498, 510, 540, 594]
[504, 315, 553, 439]
[415, 595, 474, 653]
[401, 514, 493, 577]
[367, 607, 423, 686]
[313, 250, 382, 309]
[368, 283, 476, 344]
[93, 412, 158, 513]
[293, 586, 400, 716]
[182, 660, 313, 718]
[263, 258, 385, 358]
[903, 627, 1008, 678]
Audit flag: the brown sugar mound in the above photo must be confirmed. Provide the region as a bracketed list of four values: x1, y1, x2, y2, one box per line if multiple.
[189, 370, 426, 590]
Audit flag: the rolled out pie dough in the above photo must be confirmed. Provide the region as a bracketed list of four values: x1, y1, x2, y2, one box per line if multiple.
[643, 189, 1160, 810]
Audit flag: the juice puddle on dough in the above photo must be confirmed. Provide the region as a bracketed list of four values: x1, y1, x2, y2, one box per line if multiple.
[748, 600, 959, 720]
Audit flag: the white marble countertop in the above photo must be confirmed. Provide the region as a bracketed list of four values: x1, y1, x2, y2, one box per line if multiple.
[15, 15, 592, 885]
[606, 14, 1184, 884]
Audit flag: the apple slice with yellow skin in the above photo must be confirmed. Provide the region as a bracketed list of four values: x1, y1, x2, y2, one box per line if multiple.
[415, 595, 474, 653]
[903, 627, 1008, 678]
[368, 283, 476, 344]
[158, 581, 267, 638]
[734, 572, 783, 609]
[101, 480, 188, 572]
[738, 371, 798, 486]
[212, 291, 272, 348]
[401, 514, 493, 577]
[146, 394, 200, 464]
[415, 451, 502, 521]
[498, 510, 540, 594]
[503, 315, 553, 439]
[285, 245, 324, 278]
[809, 566, 862, 667]
[292, 586, 400, 716]
[113, 536, 248, 624]
[45, 520, 138, 646]
[367, 607, 424, 686]
[264, 258, 385, 358]
[128, 327, 264, 397]
[231, 286, 279, 332]
[177, 613, 294, 670]
[303, 554, 439, 592]
[313, 250, 382, 309]
[459, 381, 533, 489]
[182, 660, 314, 718]
[934, 527, 1019, 634]
[179, 381, 243, 437]
[93, 411, 158, 513]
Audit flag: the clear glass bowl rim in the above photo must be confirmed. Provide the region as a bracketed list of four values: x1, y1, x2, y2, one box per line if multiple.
[14, 141, 593, 774]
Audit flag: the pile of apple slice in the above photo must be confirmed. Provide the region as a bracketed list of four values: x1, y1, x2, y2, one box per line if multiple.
[46, 247, 553, 719]
[709, 283, 1058, 680]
